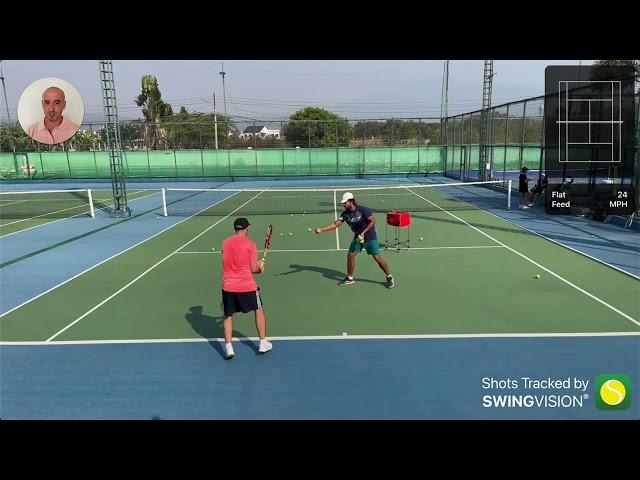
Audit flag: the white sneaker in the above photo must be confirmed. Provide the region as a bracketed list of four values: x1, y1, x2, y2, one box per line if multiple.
[258, 340, 273, 354]
[225, 343, 235, 360]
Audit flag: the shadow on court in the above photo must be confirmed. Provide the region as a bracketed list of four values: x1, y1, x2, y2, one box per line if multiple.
[278, 264, 387, 287]
[185, 305, 258, 359]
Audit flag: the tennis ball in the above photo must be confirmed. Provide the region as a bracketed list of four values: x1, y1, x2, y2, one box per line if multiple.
[535, 274, 540, 279]
[211, 247, 215, 251]
[289, 232, 293, 236]
[279, 233, 284, 237]
[290, 214, 294, 217]
[600, 379, 626, 406]
[419, 236, 424, 241]
[308, 228, 312, 232]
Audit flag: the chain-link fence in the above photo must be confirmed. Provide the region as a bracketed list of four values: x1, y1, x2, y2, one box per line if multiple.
[1, 86, 637, 193]
[0, 118, 444, 179]
[443, 96, 546, 183]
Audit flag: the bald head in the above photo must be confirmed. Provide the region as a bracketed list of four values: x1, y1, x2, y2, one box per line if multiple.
[42, 86, 66, 101]
[41, 86, 67, 124]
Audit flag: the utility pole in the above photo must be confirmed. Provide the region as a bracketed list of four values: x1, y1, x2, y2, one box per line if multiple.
[0, 62, 11, 125]
[220, 61, 228, 121]
[440, 60, 449, 144]
[214, 92, 218, 150]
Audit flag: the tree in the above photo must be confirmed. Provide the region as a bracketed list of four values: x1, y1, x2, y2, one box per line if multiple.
[282, 107, 352, 148]
[353, 119, 441, 146]
[161, 107, 235, 149]
[134, 75, 174, 149]
[0, 125, 35, 151]
[96, 121, 146, 150]
[592, 60, 639, 82]
[67, 129, 99, 151]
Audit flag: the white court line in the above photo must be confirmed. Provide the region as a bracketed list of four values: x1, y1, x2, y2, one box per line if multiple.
[3, 330, 639, 346]
[421, 183, 640, 281]
[45, 191, 264, 342]
[406, 187, 640, 327]
[174, 245, 507, 254]
[1, 199, 98, 227]
[0, 199, 30, 207]
[0, 192, 241, 319]
[0, 191, 160, 239]
[482, 211, 640, 281]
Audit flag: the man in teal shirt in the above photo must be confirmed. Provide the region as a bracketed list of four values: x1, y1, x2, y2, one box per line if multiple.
[315, 192, 394, 288]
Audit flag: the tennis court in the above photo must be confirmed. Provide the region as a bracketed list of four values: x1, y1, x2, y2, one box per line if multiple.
[0, 188, 160, 237]
[2, 180, 637, 340]
[1, 179, 638, 419]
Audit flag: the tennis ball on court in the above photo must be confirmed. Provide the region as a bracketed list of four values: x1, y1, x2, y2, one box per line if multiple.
[289, 232, 293, 236]
[308, 228, 312, 232]
[290, 214, 294, 217]
[535, 274, 541, 279]
[419, 237, 424, 241]
[211, 247, 215, 251]
[280, 233, 284, 237]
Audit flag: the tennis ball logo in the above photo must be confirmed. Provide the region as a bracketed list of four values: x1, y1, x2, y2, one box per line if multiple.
[600, 380, 625, 406]
[595, 374, 631, 410]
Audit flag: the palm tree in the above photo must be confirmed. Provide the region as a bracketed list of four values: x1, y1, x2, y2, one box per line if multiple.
[134, 75, 173, 149]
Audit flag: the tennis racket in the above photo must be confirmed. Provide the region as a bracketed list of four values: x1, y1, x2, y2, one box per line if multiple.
[262, 224, 273, 263]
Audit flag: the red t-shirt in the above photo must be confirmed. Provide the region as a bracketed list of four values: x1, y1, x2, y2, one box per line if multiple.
[221, 234, 258, 292]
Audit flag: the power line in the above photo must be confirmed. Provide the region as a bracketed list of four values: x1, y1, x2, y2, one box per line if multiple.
[225, 61, 427, 76]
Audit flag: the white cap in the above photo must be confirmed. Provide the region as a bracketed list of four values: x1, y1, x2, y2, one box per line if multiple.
[341, 192, 354, 204]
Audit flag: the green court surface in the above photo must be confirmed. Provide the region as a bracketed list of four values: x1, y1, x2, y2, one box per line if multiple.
[0, 189, 159, 236]
[1, 189, 638, 342]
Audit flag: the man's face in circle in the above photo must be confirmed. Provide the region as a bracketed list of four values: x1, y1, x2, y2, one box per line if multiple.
[42, 87, 66, 123]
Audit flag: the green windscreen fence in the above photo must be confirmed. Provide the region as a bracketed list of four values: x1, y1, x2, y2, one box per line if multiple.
[0, 146, 456, 180]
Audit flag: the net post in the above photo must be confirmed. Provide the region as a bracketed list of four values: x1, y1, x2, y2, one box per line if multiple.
[162, 188, 168, 217]
[507, 179, 512, 209]
[87, 189, 95, 218]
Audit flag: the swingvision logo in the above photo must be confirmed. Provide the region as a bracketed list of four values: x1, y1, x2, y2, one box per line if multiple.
[595, 374, 631, 411]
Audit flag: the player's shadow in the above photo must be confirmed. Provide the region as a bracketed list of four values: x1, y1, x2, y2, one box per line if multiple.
[185, 305, 256, 358]
[279, 264, 386, 286]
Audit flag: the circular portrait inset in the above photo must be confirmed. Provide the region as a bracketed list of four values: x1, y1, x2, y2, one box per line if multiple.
[17, 78, 84, 145]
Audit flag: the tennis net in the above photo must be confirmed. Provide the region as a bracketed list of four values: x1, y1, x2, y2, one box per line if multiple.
[0, 189, 98, 219]
[161, 180, 512, 216]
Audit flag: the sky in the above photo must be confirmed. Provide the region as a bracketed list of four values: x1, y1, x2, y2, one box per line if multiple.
[0, 60, 593, 125]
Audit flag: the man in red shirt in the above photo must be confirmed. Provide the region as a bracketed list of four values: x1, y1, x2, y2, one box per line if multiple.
[221, 217, 272, 359]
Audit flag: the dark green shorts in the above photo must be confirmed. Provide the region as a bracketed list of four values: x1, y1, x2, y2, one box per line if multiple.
[349, 238, 380, 256]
